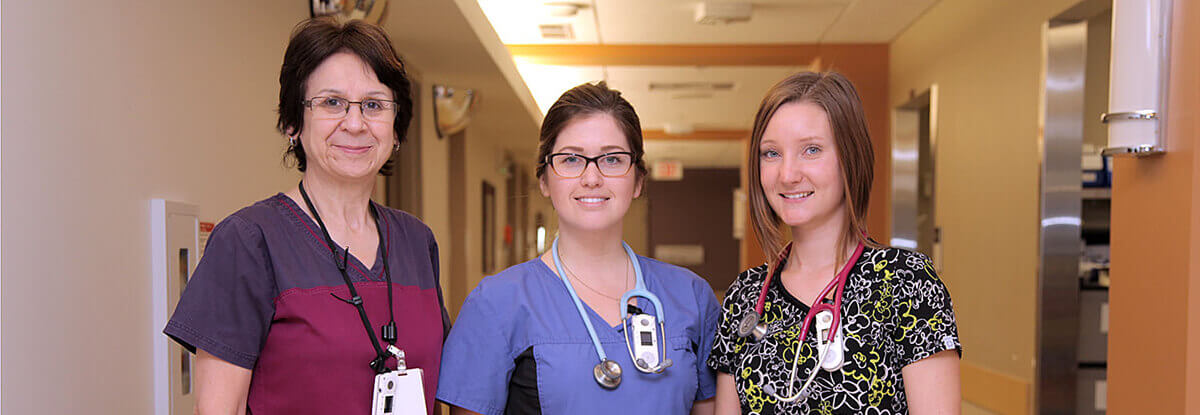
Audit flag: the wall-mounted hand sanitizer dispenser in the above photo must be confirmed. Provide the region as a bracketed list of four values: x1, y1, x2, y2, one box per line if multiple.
[151, 199, 199, 415]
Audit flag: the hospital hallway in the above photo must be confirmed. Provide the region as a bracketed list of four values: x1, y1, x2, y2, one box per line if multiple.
[2, 0, 1198, 413]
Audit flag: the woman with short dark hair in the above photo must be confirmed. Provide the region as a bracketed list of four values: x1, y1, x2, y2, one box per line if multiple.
[437, 82, 719, 415]
[164, 17, 447, 414]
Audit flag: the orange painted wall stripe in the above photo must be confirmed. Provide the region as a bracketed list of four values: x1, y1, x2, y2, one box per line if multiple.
[643, 129, 749, 141]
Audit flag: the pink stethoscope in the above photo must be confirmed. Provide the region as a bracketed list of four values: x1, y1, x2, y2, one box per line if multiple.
[736, 240, 866, 402]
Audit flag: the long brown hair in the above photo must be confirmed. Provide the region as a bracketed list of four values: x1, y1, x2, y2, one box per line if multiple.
[747, 71, 880, 260]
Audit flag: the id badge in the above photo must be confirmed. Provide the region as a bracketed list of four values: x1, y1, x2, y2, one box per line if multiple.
[371, 368, 425, 415]
[372, 345, 426, 415]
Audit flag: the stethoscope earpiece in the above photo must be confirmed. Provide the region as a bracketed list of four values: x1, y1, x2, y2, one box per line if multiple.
[594, 359, 622, 389]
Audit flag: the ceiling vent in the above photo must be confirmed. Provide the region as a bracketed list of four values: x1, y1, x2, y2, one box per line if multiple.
[539, 23, 575, 40]
[649, 81, 736, 92]
[694, 2, 752, 25]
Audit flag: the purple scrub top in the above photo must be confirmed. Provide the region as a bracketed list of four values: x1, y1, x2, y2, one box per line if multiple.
[165, 194, 448, 415]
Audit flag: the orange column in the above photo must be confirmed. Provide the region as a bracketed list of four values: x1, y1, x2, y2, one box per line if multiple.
[1107, 0, 1200, 412]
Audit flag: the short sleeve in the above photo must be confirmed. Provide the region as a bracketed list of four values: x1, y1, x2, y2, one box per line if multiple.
[706, 268, 755, 374]
[427, 230, 451, 338]
[436, 283, 515, 415]
[163, 215, 278, 369]
[694, 279, 722, 401]
[892, 252, 962, 367]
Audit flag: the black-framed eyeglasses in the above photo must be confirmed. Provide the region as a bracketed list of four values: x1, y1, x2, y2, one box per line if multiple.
[302, 96, 397, 121]
[544, 152, 636, 178]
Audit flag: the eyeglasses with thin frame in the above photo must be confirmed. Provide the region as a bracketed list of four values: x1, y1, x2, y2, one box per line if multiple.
[545, 152, 636, 178]
[302, 96, 397, 122]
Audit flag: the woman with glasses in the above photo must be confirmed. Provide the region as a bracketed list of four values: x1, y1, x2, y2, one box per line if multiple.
[163, 18, 448, 414]
[437, 82, 719, 415]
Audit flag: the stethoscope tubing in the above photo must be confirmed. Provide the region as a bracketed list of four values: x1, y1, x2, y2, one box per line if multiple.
[550, 237, 672, 382]
[551, 237, 612, 362]
[754, 241, 866, 402]
[758, 241, 865, 343]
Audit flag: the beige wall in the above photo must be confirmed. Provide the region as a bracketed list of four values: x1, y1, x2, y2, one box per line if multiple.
[413, 71, 455, 307]
[1083, 9, 1112, 151]
[890, 0, 1078, 410]
[422, 113, 544, 319]
[1, 1, 306, 412]
[462, 128, 510, 290]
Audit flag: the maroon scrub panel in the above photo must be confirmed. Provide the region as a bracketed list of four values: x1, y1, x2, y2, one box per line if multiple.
[165, 194, 447, 415]
[250, 282, 443, 414]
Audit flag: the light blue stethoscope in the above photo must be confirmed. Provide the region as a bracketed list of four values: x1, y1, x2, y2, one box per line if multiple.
[551, 237, 673, 389]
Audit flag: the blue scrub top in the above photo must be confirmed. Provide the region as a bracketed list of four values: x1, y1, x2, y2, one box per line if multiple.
[437, 255, 720, 415]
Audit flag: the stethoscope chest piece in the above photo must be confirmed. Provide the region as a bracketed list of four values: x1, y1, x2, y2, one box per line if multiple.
[736, 312, 758, 337]
[594, 359, 622, 389]
[737, 312, 768, 341]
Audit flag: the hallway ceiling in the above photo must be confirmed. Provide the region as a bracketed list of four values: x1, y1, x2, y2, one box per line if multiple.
[434, 0, 936, 169]
[380, 0, 543, 163]
[478, 0, 938, 44]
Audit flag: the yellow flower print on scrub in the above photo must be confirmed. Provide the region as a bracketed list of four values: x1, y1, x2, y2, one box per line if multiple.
[707, 246, 961, 414]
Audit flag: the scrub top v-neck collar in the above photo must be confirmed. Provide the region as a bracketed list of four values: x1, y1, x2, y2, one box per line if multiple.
[769, 248, 869, 311]
[532, 257, 647, 333]
[274, 193, 388, 281]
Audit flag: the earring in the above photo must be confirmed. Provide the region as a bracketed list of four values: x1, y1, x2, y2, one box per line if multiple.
[393, 141, 401, 152]
[288, 136, 297, 149]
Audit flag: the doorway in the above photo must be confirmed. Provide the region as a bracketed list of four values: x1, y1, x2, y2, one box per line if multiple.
[891, 87, 939, 262]
[1038, 1, 1113, 412]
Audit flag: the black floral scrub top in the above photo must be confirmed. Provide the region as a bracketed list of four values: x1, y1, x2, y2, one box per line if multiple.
[707, 246, 961, 414]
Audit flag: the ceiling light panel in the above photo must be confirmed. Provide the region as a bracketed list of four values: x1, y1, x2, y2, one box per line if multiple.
[595, 0, 847, 44]
[477, 0, 599, 43]
[605, 65, 807, 130]
[512, 60, 606, 115]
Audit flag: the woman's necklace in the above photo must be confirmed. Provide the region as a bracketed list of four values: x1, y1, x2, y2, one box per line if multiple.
[560, 250, 630, 302]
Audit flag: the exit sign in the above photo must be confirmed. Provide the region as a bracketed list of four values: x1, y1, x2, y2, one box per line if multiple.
[652, 160, 684, 181]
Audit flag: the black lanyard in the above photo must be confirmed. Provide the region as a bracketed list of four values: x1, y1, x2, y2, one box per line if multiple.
[299, 180, 397, 374]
